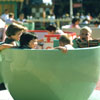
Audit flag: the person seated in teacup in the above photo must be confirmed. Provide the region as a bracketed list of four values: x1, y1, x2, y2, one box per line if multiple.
[55, 34, 74, 53]
[0, 23, 26, 90]
[73, 26, 100, 48]
[0, 23, 27, 51]
[5, 23, 27, 46]
[62, 18, 80, 29]
[46, 24, 65, 35]
[37, 25, 57, 48]
[46, 24, 57, 35]
[19, 32, 38, 49]
[38, 25, 65, 42]
[38, 25, 65, 49]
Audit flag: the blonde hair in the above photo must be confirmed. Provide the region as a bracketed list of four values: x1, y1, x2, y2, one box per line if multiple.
[80, 26, 92, 34]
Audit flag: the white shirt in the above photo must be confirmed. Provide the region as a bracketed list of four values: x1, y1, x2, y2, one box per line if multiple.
[0, 19, 6, 28]
[0, 19, 6, 39]
[17, 18, 26, 23]
[65, 44, 74, 50]
[1, 14, 9, 21]
[6, 18, 13, 24]
[98, 25, 100, 28]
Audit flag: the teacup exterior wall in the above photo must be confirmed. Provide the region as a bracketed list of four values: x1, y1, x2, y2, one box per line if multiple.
[1, 47, 100, 100]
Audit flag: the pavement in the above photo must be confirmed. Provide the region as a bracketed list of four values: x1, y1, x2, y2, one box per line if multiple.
[0, 90, 13, 100]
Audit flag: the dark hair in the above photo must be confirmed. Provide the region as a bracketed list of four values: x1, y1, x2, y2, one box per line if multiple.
[46, 25, 56, 32]
[59, 35, 71, 44]
[20, 32, 38, 48]
[72, 18, 80, 24]
[6, 23, 26, 37]
[9, 13, 14, 18]
[5, 9, 8, 12]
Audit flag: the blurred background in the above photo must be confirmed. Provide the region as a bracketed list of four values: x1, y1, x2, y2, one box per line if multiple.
[0, 0, 100, 29]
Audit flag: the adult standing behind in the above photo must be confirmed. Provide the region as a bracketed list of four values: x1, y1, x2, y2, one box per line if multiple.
[17, 13, 26, 23]
[1, 9, 9, 22]
[6, 13, 22, 25]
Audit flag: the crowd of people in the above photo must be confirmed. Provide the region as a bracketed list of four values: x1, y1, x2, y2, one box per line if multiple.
[0, 23, 100, 53]
[0, 9, 26, 24]
[0, 9, 100, 52]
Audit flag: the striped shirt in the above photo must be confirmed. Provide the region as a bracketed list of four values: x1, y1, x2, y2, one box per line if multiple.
[73, 38, 100, 48]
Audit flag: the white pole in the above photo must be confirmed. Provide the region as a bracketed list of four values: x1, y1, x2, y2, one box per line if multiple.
[70, 0, 73, 18]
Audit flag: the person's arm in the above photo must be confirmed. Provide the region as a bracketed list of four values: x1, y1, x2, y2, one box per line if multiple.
[12, 20, 23, 25]
[0, 44, 13, 51]
[55, 46, 67, 53]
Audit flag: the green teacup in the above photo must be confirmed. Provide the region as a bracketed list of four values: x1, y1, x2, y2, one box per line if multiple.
[0, 47, 100, 100]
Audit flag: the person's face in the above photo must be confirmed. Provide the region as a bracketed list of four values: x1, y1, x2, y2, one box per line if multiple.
[12, 15, 14, 19]
[75, 20, 80, 25]
[5, 10, 9, 14]
[19, 14, 24, 20]
[28, 39, 38, 49]
[80, 29, 91, 41]
[47, 30, 55, 34]
[11, 30, 23, 41]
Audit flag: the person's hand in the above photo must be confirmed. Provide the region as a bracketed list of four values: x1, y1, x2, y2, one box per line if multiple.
[55, 46, 67, 53]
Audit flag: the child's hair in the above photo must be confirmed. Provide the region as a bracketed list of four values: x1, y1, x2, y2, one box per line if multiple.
[20, 32, 38, 47]
[9, 13, 14, 18]
[80, 26, 92, 34]
[72, 18, 80, 24]
[59, 34, 71, 44]
[6, 23, 27, 37]
[46, 25, 56, 32]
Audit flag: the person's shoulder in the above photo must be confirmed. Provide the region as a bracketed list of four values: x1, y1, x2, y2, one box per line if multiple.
[65, 44, 74, 50]
[73, 38, 81, 42]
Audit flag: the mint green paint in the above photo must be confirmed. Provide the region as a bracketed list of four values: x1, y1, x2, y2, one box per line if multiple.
[0, 47, 100, 100]
[23, 22, 35, 30]
[53, 40, 59, 47]
[13, 2, 17, 19]
[0, 1, 17, 19]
